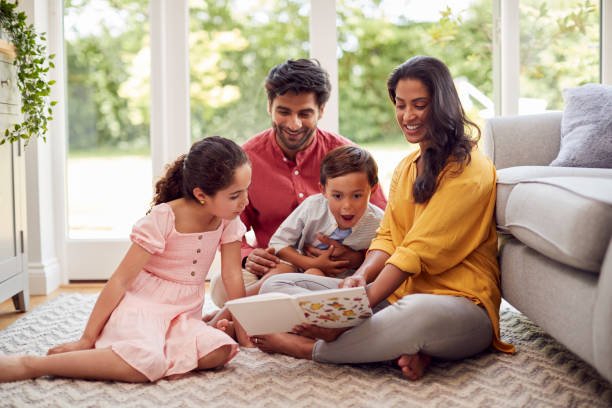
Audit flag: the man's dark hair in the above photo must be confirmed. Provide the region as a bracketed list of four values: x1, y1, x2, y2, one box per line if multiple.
[264, 59, 331, 107]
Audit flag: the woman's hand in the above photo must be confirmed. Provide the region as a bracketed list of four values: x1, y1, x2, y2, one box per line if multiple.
[244, 247, 280, 277]
[47, 337, 95, 355]
[339, 275, 366, 288]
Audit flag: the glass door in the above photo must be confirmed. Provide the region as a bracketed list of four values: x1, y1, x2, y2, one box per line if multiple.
[64, 0, 151, 279]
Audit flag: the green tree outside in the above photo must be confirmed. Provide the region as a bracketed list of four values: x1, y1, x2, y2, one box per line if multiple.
[64, 0, 600, 153]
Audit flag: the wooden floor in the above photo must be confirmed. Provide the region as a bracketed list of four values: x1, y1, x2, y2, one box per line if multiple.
[0, 283, 104, 330]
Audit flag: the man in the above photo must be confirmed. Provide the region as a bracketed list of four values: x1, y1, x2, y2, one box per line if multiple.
[209, 58, 387, 307]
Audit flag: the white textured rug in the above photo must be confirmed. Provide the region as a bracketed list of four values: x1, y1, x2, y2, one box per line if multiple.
[0, 294, 610, 407]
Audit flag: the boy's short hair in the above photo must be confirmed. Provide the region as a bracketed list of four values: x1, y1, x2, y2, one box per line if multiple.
[264, 59, 331, 108]
[320, 145, 378, 188]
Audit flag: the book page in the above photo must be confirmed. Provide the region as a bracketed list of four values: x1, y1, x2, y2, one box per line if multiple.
[225, 294, 305, 336]
[296, 287, 372, 328]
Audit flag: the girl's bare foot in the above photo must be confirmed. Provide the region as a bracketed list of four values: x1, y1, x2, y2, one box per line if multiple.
[204, 307, 230, 327]
[251, 333, 315, 359]
[292, 324, 349, 342]
[215, 319, 236, 339]
[397, 353, 431, 381]
[202, 310, 218, 323]
[0, 355, 35, 382]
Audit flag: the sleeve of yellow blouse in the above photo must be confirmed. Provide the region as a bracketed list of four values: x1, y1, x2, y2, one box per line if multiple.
[386, 162, 496, 276]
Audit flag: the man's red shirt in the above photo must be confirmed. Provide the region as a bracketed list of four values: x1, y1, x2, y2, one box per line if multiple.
[240, 127, 387, 259]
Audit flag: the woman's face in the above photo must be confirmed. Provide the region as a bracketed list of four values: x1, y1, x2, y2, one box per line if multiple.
[394, 78, 431, 148]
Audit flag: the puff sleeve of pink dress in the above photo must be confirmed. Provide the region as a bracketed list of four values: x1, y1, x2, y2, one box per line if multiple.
[95, 203, 246, 381]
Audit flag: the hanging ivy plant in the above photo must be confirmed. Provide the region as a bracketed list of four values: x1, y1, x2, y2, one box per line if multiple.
[0, 0, 55, 145]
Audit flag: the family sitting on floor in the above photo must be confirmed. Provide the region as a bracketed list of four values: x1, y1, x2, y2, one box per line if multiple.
[0, 56, 514, 384]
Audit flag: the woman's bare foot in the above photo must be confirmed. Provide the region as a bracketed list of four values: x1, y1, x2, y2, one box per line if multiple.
[215, 319, 236, 339]
[397, 353, 431, 381]
[251, 333, 315, 359]
[0, 355, 35, 382]
[292, 324, 349, 342]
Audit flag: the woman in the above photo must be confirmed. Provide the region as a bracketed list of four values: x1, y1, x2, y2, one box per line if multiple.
[250, 56, 514, 380]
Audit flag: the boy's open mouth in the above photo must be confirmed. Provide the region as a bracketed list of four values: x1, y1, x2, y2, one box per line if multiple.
[341, 215, 354, 221]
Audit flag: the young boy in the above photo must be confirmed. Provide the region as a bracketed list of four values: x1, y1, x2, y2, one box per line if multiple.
[267, 145, 384, 278]
[210, 146, 383, 333]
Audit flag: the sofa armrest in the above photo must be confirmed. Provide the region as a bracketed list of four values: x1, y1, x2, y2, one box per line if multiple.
[593, 239, 612, 382]
[482, 112, 562, 169]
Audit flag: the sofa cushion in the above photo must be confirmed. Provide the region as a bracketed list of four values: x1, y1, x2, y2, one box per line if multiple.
[496, 166, 612, 231]
[504, 177, 612, 273]
[550, 83, 612, 168]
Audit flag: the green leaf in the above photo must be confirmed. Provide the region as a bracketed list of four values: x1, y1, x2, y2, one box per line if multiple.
[0, 0, 56, 145]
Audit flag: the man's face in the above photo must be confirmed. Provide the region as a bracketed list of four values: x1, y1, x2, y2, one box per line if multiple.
[268, 92, 324, 159]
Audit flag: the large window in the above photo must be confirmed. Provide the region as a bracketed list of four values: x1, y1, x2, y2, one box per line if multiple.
[189, 0, 309, 143]
[65, 0, 151, 239]
[55, 0, 606, 280]
[519, 0, 600, 113]
[337, 0, 493, 193]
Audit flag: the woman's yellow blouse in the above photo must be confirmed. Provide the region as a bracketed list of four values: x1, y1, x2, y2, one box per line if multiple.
[369, 148, 514, 353]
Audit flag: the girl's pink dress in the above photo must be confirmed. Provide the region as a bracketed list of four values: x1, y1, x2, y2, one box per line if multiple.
[95, 203, 244, 381]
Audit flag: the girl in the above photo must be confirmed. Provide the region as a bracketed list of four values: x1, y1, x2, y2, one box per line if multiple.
[0, 136, 252, 382]
[250, 56, 515, 380]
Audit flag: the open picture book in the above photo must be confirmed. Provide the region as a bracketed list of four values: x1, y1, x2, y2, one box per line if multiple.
[225, 286, 373, 336]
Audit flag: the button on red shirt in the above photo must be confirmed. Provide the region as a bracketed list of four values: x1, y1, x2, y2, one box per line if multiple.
[240, 127, 387, 259]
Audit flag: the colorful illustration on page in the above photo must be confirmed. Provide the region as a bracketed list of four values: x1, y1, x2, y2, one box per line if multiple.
[299, 295, 372, 327]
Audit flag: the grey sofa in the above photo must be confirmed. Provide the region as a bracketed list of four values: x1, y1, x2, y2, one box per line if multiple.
[483, 111, 612, 383]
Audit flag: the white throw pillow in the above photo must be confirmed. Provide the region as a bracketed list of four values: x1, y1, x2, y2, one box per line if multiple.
[550, 83, 612, 168]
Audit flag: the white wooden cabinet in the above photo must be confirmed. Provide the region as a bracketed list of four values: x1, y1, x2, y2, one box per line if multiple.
[0, 49, 29, 311]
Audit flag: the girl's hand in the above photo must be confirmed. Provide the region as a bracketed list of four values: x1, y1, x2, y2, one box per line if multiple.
[339, 275, 366, 288]
[47, 337, 95, 355]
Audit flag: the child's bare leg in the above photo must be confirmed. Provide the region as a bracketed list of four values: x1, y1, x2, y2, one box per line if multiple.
[0, 348, 148, 383]
[197, 345, 233, 370]
[304, 268, 325, 276]
[244, 263, 297, 296]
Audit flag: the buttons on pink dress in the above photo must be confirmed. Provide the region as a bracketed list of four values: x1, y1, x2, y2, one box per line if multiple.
[190, 271, 195, 276]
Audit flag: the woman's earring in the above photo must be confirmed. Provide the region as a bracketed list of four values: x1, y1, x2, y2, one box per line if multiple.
[200, 199, 206, 205]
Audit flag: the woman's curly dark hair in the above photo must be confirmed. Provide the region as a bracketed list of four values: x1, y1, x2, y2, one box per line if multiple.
[387, 56, 480, 203]
[151, 136, 249, 209]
